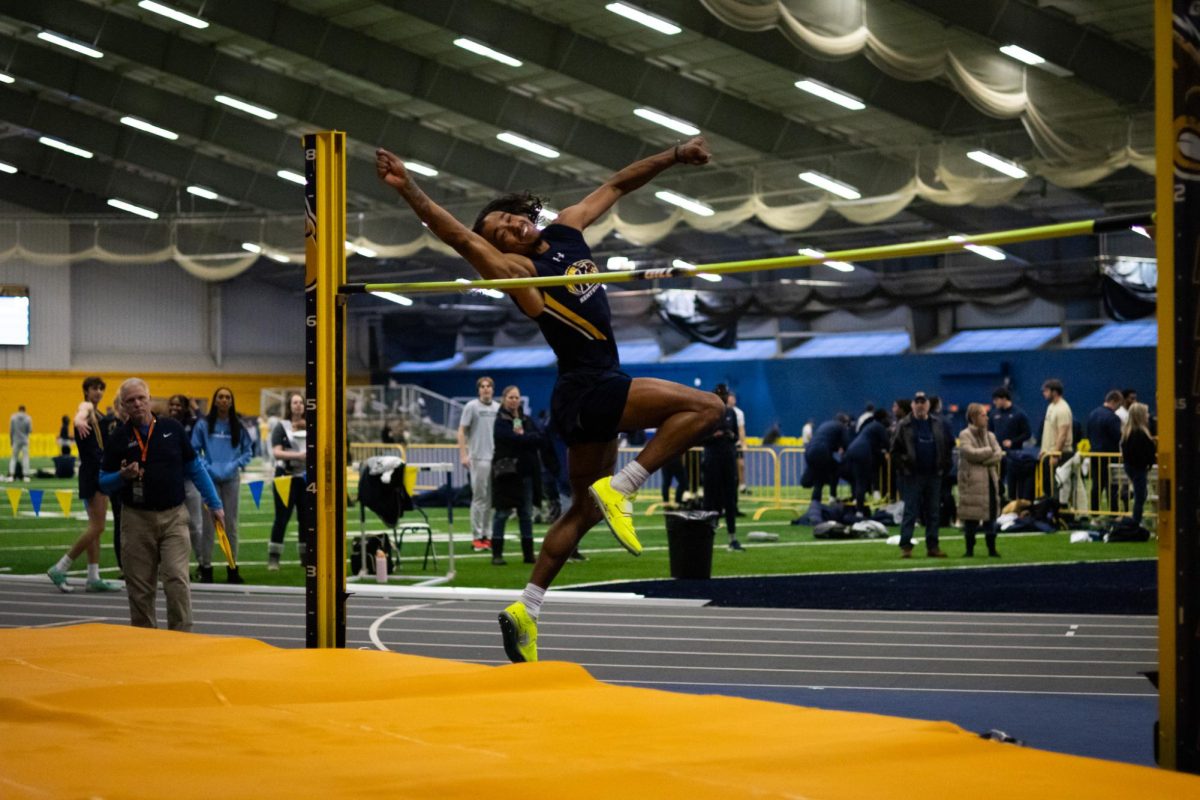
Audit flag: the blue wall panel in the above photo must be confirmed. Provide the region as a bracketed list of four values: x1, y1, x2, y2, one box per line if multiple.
[393, 348, 1155, 440]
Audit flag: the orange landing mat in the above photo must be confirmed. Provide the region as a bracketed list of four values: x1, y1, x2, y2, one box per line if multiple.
[1, 624, 1197, 799]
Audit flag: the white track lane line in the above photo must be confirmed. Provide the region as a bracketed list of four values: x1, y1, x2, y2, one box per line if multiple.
[367, 604, 431, 652]
[375, 605, 1156, 629]
[363, 639, 1152, 667]
[605, 679, 1157, 698]
[499, 660, 1150, 681]
[365, 626, 1156, 652]
[326, 614, 1157, 639]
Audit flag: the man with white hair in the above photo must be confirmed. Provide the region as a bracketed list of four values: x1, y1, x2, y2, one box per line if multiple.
[99, 378, 224, 632]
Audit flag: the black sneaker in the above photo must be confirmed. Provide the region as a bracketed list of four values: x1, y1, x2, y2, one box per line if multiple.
[727, 539, 745, 552]
[568, 548, 588, 562]
[491, 556, 507, 566]
[226, 566, 245, 584]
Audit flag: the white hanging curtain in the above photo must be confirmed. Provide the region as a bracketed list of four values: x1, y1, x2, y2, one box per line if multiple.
[699, 0, 1145, 169]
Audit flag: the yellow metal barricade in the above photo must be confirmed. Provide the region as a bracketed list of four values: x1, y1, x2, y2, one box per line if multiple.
[1032, 449, 1156, 521]
[1083, 451, 1128, 518]
[1033, 450, 1059, 500]
[405, 443, 467, 491]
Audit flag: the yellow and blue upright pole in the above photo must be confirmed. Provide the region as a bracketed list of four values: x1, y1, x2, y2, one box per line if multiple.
[303, 131, 348, 649]
[1156, 0, 1200, 773]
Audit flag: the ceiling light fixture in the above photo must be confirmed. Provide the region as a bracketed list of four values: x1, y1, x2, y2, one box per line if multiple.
[38, 136, 93, 159]
[949, 235, 1006, 261]
[999, 44, 1044, 66]
[267, 252, 290, 263]
[655, 190, 714, 216]
[137, 1, 210, 30]
[605, 2, 681, 35]
[799, 247, 855, 272]
[214, 94, 277, 120]
[372, 291, 413, 306]
[344, 241, 378, 258]
[120, 115, 179, 140]
[452, 37, 522, 67]
[1132, 225, 1152, 239]
[607, 256, 634, 271]
[0, 161, 17, 174]
[403, 160, 439, 177]
[276, 169, 306, 185]
[185, 185, 219, 200]
[241, 243, 262, 254]
[496, 131, 560, 159]
[37, 31, 103, 59]
[966, 149, 1028, 179]
[185, 186, 235, 204]
[633, 108, 700, 136]
[350, 242, 378, 258]
[794, 79, 865, 111]
[798, 171, 861, 200]
[107, 198, 158, 219]
[672, 258, 722, 282]
[998, 44, 1073, 76]
[0, 72, 14, 84]
[455, 277, 504, 298]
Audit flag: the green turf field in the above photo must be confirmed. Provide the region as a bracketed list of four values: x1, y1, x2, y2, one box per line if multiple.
[0, 458, 1155, 590]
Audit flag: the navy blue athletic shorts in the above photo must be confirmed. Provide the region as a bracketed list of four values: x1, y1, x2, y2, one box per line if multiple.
[551, 369, 632, 447]
[77, 462, 100, 501]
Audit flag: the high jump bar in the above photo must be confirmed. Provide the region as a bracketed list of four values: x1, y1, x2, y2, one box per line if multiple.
[341, 211, 1153, 296]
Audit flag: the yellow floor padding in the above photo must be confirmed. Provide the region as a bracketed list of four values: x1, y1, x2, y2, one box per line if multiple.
[1, 624, 1197, 799]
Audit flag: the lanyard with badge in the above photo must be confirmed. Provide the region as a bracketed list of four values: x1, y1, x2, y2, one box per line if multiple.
[130, 418, 155, 503]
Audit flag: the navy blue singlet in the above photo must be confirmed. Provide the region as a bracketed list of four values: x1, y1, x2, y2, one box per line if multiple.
[526, 224, 619, 374]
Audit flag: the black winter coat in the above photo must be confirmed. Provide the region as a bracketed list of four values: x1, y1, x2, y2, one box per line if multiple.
[492, 407, 544, 509]
[890, 414, 953, 477]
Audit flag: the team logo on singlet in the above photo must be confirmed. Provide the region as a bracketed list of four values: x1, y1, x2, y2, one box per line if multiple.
[564, 259, 601, 300]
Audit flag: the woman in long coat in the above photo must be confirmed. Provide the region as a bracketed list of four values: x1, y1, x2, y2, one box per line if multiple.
[958, 402, 1004, 557]
[491, 386, 544, 566]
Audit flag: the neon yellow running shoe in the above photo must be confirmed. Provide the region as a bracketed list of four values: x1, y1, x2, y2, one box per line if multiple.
[498, 601, 538, 663]
[589, 477, 641, 556]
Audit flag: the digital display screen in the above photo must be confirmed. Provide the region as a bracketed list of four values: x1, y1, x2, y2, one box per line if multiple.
[0, 286, 30, 346]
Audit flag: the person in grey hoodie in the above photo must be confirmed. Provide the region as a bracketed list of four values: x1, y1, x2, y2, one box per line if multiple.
[191, 387, 253, 583]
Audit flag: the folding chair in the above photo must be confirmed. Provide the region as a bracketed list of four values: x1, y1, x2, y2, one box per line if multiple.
[357, 456, 437, 575]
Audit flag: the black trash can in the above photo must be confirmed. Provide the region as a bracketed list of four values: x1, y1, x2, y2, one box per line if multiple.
[664, 510, 718, 579]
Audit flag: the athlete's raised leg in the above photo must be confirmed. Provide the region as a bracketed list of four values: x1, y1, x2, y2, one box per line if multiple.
[590, 378, 723, 555]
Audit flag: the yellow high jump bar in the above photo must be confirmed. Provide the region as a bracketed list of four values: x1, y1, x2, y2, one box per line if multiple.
[303, 131, 348, 649]
[343, 212, 1153, 297]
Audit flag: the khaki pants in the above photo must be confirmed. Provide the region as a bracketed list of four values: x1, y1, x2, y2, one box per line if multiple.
[120, 504, 193, 632]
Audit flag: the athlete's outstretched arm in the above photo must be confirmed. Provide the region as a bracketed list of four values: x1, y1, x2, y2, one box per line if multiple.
[557, 136, 711, 231]
[375, 148, 532, 282]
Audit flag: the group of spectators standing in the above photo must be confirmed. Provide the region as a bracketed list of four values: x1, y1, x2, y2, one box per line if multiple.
[38, 379, 311, 632]
[801, 380, 1157, 558]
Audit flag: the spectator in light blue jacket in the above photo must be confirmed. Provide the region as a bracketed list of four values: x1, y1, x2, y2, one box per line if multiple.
[191, 387, 253, 584]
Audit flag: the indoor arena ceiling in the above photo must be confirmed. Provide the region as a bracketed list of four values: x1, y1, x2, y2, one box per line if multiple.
[0, 0, 1156, 286]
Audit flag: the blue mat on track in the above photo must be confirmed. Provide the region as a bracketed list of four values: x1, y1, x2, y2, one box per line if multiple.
[575, 560, 1155, 614]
